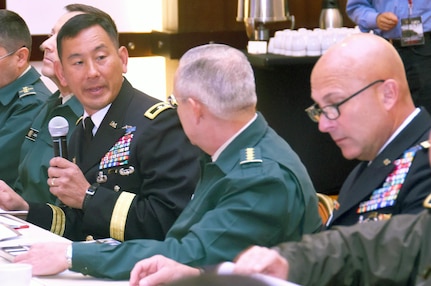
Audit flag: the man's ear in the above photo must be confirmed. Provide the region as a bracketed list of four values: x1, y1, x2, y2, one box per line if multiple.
[118, 46, 128, 74]
[381, 79, 398, 110]
[188, 97, 204, 124]
[54, 61, 68, 87]
[15, 47, 29, 67]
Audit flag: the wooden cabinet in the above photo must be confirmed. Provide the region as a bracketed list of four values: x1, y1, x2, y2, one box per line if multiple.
[164, 0, 243, 32]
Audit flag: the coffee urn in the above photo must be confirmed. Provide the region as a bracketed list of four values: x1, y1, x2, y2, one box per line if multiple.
[237, 0, 295, 41]
[319, 0, 343, 29]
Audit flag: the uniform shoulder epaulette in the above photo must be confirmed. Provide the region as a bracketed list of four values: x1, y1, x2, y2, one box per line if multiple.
[144, 102, 173, 120]
[76, 116, 83, 126]
[239, 147, 263, 165]
[18, 85, 36, 98]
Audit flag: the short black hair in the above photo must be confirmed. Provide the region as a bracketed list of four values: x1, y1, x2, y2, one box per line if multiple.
[57, 13, 119, 60]
[65, 3, 117, 31]
[0, 9, 31, 53]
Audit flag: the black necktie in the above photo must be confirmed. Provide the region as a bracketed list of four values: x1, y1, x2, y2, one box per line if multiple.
[84, 116, 94, 142]
[55, 96, 63, 106]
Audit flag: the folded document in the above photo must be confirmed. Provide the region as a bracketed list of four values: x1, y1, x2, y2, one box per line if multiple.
[217, 262, 301, 286]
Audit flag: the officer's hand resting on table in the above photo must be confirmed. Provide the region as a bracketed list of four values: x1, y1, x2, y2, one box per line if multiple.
[129, 255, 201, 286]
[129, 246, 289, 286]
[233, 245, 288, 280]
[14, 242, 70, 275]
[48, 157, 90, 209]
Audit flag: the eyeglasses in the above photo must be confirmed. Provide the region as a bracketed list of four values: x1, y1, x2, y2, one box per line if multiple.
[0, 47, 22, 62]
[305, 79, 385, 123]
[167, 94, 178, 108]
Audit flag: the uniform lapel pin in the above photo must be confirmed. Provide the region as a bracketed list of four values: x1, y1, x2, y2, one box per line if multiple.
[109, 121, 118, 129]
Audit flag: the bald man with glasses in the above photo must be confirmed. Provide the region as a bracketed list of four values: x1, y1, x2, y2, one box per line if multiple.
[305, 32, 431, 229]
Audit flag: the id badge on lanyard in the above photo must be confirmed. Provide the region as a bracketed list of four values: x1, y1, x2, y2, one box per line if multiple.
[400, 0, 425, 46]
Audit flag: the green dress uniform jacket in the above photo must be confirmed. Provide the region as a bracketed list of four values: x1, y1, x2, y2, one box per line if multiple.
[14, 91, 83, 203]
[27, 79, 201, 242]
[70, 113, 322, 280]
[278, 195, 431, 286]
[0, 66, 50, 186]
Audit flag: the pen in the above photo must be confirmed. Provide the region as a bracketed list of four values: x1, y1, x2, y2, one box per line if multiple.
[13, 224, 29, 229]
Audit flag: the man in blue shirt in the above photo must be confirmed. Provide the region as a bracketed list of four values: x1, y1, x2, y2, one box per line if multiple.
[346, 0, 431, 113]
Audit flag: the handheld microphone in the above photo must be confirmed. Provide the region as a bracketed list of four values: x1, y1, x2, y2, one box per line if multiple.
[48, 116, 69, 159]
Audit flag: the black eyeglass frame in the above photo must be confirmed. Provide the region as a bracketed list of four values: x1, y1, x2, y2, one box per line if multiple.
[305, 79, 385, 122]
[0, 46, 26, 62]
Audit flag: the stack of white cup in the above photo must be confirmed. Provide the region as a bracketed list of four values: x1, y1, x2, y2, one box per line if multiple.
[268, 26, 361, 57]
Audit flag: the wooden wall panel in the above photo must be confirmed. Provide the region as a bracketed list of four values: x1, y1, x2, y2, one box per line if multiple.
[289, 0, 354, 29]
[176, 0, 244, 32]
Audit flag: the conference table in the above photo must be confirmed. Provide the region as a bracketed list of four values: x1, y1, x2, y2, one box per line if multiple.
[0, 213, 299, 286]
[0, 213, 128, 285]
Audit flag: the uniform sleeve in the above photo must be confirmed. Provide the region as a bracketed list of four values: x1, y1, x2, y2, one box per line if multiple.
[0, 96, 46, 186]
[278, 211, 431, 286]
[81, 108, 200, 241]
[71, 168, 311, 279]
[26, 202, 84, 239]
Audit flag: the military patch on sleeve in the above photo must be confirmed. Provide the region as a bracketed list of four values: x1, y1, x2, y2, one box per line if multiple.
[18, 86, 36, 98]
[240, 147, 263, 165]
[25, 128, 39, 141]
[144, 102, 173, 120]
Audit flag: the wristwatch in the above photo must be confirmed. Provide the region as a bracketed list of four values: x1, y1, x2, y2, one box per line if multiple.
[66, 244, 73, 269]
[82, 183, 99, 211]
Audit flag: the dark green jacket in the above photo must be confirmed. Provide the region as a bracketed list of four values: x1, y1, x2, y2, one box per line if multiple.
[71, 113, 322, 279]
[279, 197, 431, 285]
[14, 91, 83, 203]
[0, 66, 50, 186]
[27, 79, 201, 242]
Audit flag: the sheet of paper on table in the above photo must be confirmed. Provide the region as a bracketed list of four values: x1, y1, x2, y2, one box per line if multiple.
[0, 215, 129, 285]
[0, 222, 20, 241]
[0, 208, 28, 216]
[217, 262, 301, 286]
[0, 214, 29, 229]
